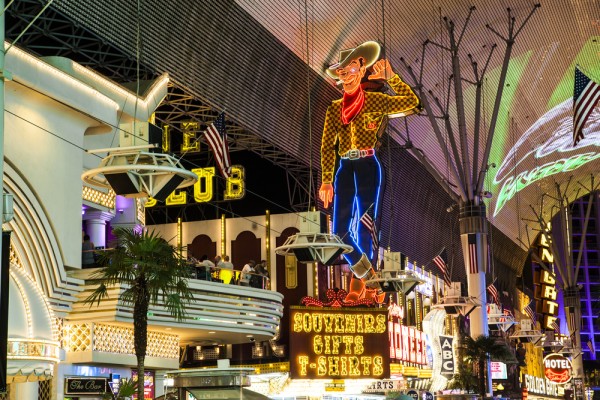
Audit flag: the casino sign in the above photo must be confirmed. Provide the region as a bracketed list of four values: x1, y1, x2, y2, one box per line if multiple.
[543, 353, 572, 384]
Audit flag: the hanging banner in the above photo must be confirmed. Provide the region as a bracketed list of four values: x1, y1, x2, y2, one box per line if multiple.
[439, 335, 455, 375]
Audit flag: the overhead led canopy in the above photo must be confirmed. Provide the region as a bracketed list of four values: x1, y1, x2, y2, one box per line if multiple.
[81, 145, 197, 202]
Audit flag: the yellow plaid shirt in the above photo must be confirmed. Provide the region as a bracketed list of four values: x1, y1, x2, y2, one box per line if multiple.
[320, 74, 420, 183]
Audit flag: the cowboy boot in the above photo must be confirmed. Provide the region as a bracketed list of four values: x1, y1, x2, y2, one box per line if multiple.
[345, 275, 366, 302]
[349, 253, 372, 278]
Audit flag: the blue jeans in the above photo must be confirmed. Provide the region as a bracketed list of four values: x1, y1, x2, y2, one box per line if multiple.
[332, 155, 382, 265]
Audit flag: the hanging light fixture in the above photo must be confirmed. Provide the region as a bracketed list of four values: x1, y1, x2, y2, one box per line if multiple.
[275, 211, 352, 265]
[364, 250, 424, 295]
[431, 281, 480, 316]
[487, 303, 516, 332]
[510, 319, 543, 344]
[82, 145, 197, 202]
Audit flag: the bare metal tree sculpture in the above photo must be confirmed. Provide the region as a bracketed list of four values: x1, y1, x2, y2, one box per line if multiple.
[398, 5, 540, 396]
[527, 175, 598, 381]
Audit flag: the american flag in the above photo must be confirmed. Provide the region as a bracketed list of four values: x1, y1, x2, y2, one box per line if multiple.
[566, 306, 577, 333]
[467, 234, 479, 274]
[588, 339, 595, 356]
[204, 112, 232, 179]
[503, 308, 514, 318]
[551, 320, 560, 334]
[573, 65, 600, 146]
[433, 248, 451, 287]
[524, 301, 536, 324]
[487, 282, 500, 305]
[360, 203, 378, 252]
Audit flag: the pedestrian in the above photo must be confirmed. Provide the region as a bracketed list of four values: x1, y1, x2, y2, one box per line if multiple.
[239, 260, 255, 286]
[219, 255, 234, 270]
[82, 234, 96, 268]
[197, 255, 214, 280]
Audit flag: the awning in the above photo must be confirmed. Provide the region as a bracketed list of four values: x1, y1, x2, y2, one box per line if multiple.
[6, 363, 53, 383]
[187, 388, 270, 400]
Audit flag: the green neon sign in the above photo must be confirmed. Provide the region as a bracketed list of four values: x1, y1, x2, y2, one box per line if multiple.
[494, 152, 600, 216]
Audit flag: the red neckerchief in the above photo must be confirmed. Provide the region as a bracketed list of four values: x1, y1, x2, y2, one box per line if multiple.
[341, 86, 365, 125]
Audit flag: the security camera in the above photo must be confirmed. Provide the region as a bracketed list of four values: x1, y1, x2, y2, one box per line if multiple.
[249, 337, 255, 342]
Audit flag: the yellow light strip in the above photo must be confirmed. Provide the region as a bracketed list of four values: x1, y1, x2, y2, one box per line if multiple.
[390, 363, 433, 377]
[221, 214, 226, 257]
[6, 44, 119, 111]
[72, 62, 169, 110]
[11, 270, 34, 338]
[265, 210, 271, 274]
[177, 218, 182, 256]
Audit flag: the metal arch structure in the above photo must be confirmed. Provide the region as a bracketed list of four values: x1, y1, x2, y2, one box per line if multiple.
[4, 0, 153, 82]
[4, 0, 313, 214]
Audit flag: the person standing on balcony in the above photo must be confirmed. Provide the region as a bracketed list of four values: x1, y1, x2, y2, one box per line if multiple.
[197, 255, 214, 280]
[82, 234, 95, 268]
[318, 40, 420, 297]
[219, 255, 234, 270]
[239, 260, 255, 286]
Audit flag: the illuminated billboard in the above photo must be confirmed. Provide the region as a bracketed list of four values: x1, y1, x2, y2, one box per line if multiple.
[387, 303, 429, 365]
[483, 50, 600, 247]
[289, 307, 390, 379]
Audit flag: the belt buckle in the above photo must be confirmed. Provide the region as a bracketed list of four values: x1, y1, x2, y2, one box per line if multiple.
[347, 149, 360, 159]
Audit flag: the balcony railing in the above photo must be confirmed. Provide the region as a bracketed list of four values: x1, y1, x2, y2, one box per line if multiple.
[67, 266, 284, 345]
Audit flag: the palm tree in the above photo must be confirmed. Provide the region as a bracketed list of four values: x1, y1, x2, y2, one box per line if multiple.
[102, 378, 138, 400]
[447, 362, 478, 394]
[86, 227, 193, 400]
[461, 335, 516, 397]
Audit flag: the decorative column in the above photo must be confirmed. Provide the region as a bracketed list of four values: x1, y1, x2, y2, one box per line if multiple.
[459, 201, 491, 393]
[564, 287, 583, 382]
[82, 211, 114, 249]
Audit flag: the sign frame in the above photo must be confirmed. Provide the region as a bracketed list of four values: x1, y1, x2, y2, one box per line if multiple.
[64, 377, 108, 395]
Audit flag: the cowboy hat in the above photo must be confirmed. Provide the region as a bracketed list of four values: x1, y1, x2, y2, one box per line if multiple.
[325, 40, 381, 79]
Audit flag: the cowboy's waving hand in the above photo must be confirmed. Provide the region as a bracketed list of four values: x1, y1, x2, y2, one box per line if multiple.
[368, 59, 394, 81]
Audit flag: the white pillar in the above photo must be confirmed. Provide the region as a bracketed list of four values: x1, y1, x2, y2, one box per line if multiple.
[459, 202, 491, 397]
[83, 211, 114, 248]
[9, 381, 38, 400]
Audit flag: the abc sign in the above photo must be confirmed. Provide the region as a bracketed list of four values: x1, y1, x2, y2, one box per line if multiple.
[543, 353, 572, 384]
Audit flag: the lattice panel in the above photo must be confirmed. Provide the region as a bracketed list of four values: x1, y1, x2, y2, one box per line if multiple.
[9, 243, 24, 270]
[147, 330, 179, 359]
[251, 343, 265, 359]
[93, 324, 134, 354]
[136, 198, 146, 225]
[82, 186, 116, 209]
[54, 317, 64, 345]
[63, 324, 92, 352]
[64, 323, 178, 358]
[38, 379, 51, 400]
[193, 347, 220, 360]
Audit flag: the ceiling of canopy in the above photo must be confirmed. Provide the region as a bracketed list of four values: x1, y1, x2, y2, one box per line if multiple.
[235, 0, 600, 247]
[5, 0, 598, 256]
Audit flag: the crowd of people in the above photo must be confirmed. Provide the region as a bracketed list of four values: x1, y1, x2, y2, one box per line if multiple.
[188, 255, 270, 289]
